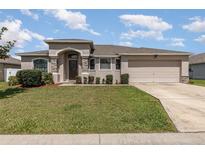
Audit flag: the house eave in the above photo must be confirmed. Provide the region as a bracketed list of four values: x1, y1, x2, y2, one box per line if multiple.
[93, 55, 120, 58]
[44, 39, 93, 44]
[118, 52, 191, 56]
[0, 62, 21, 65]
[16, 53, 48, 56]
[190, 62, 205, 65]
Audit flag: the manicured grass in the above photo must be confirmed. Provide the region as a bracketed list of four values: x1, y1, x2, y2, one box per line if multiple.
[189, 79, 205, 87]
[0, 82, 176, 134]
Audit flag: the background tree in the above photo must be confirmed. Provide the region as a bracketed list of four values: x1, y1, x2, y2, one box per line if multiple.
[0, 27, 16, 59]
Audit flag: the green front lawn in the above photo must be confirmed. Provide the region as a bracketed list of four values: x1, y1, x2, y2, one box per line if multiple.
[189, 79, 205, 87]
[0, 82, 176, 134]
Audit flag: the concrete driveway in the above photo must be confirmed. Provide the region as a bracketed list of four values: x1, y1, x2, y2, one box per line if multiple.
[132, 83, 205, 132]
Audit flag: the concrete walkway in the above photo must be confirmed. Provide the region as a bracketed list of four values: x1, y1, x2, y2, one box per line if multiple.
[0, 133, 205, 144]
[132, 83, 205, 133]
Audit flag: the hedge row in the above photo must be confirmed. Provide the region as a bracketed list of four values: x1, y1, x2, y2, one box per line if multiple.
[75, 74, 129, 84]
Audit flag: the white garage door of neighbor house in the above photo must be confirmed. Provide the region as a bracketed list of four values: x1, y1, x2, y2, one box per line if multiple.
[128, 60, 180, 83]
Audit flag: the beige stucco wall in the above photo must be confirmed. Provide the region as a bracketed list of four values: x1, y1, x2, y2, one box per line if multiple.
[21, 56, 51, 72]
[121, 55, 189, 83]
[49, 43, 91, 50]
[20, 54, 189, 83]
[48, 43, 91, 57]
[190, 63, 205, 79]
[181, 60, 189, 76]
[89, 57, 121, 83]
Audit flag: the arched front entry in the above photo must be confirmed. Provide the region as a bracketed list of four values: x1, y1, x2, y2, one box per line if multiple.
[50, 47, 90, 83]
[58, 50, 82, 82]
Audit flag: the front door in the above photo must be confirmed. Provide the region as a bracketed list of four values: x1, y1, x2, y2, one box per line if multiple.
[69, 60, 78, 80]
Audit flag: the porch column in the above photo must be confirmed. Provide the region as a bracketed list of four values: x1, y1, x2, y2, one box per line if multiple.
[50, 57, 60, 83]
[82, 56, 89, 72]
[181, 60, 189, 83]
[81, 56, 89, 79]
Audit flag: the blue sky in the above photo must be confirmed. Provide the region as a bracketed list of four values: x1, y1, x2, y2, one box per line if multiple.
[0, 9, 205, 58]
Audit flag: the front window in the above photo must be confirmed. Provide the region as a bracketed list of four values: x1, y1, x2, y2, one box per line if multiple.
[100, 58, 111, 69]
[89, 58, 95, 70]
[116, 58, 121, 70]
[33, 59, 48, 72]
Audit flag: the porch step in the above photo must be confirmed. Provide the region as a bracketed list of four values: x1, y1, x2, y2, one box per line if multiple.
[61, 80, 76, 84]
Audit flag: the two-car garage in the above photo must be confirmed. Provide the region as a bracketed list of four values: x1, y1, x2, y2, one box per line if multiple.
[128, 60, 181, 83]
[120, 54, 189, 83]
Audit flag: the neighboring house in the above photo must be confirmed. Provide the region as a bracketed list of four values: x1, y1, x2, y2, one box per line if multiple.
[17, 39, 191, 84]
[0, 56, 21, 81]
[189, 53, 205, 79]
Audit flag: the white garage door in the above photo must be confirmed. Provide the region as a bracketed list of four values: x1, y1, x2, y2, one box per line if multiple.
[128, 60, 180, 83]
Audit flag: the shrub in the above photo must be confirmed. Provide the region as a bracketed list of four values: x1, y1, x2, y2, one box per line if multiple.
[189, 80, 194, 84]
[42, 72, 54, 85]
[76, 76, 82, 84]
[8, 76, 18, 86]
[121, 74, 129, 84]
[83, 77, 88, 84]
[106, 74, 113, 84]
[102, 78, 105, 84]
[88, 76, 94, 84]
[16, 70, 42, 87]
[96, 77, 100, 84]
[16, 70, 23, 84]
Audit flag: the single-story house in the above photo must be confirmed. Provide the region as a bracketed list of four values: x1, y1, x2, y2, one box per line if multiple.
[0, 56, 21, 81]
[189, 53, 205, 79]
[17, 39, 191, 84]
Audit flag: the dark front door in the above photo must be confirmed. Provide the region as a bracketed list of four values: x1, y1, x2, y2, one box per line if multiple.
[69, 60, 78, 80]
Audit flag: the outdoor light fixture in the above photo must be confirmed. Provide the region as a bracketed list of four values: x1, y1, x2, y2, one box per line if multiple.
[154, 54, 158, 58]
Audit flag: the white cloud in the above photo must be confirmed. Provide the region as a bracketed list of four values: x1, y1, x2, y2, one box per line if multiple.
[35, 41, 48, 50]
[45, 9, 100, 36]
[119, 14, 172, 42]
[120, 30, 164, 41]
[183, 17, 205, 32]
[20, 9, 39, 20]
[0, 19, 46, 48]
[119, 41, 133, 47]
[119, 14, 172, 31]
[170, 38, 185, 47]
[194, 35, 205, 44]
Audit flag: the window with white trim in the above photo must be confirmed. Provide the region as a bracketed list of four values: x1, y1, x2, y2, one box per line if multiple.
[100, 58, 111, 69]
[33, 59, 48, 72]
[89, 58, 95, 70]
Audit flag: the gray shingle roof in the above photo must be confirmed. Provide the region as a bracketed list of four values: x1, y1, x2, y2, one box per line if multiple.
[0, 56, 21, 65]
[94, 45, 191, 56]
[189, 53, 205, 64]
[17, 45, 191, 57]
